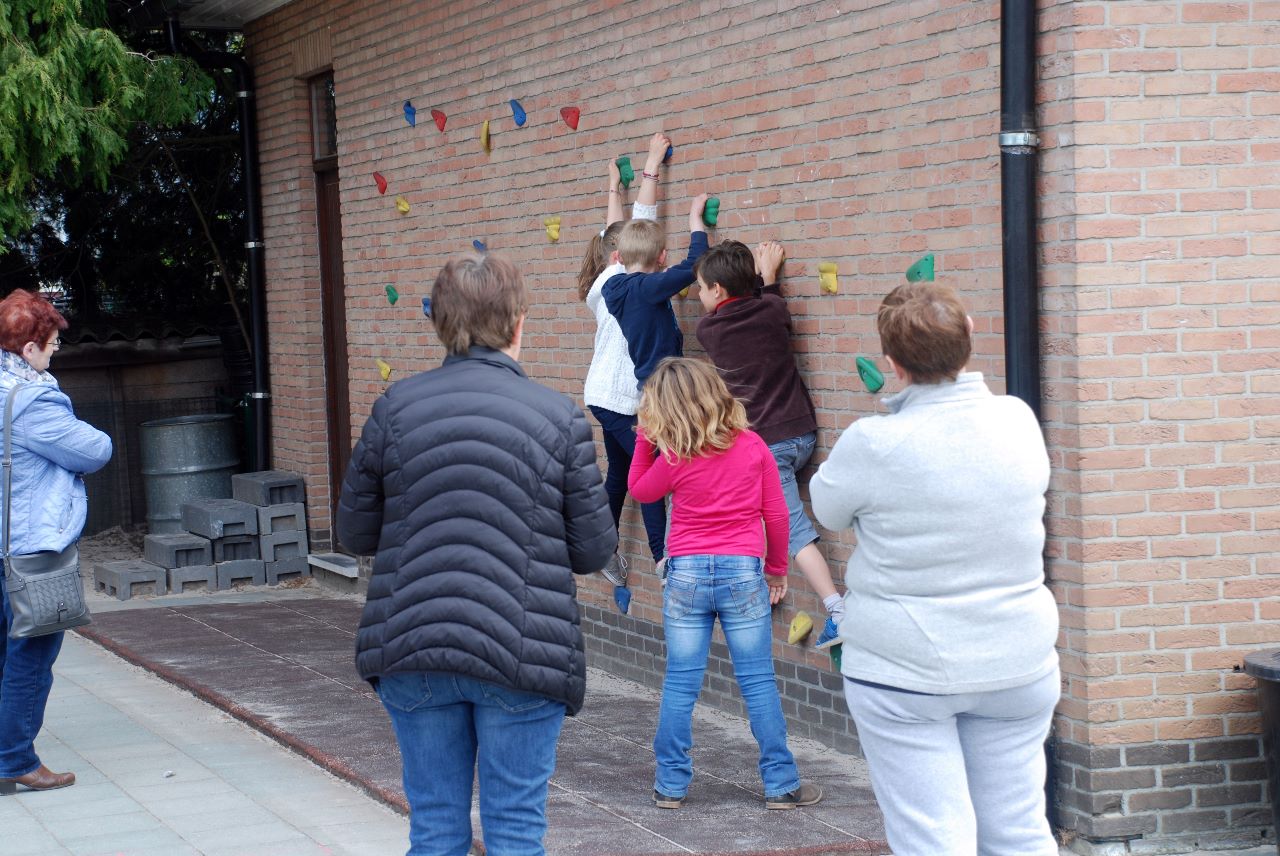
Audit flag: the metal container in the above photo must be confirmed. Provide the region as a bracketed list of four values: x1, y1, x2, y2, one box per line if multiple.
[140, 414, 238, 534]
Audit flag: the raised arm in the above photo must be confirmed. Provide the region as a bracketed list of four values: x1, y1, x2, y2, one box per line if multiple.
[635, 132, 670, 214]
[606, 159, 624, 226]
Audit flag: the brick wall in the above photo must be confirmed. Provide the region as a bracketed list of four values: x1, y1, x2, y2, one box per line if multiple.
[1039, 0, 1280, 849]
[243, 0, 1280, 848]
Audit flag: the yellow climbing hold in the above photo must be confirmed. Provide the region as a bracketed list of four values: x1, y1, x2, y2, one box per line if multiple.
[544, 216, 562, 242]
[376, 359, 392, 381]
[818, 262, 838, 295]
[395, 196, 410, 215]
[480, 119, 491, 154]
[788, 611, 814, 645]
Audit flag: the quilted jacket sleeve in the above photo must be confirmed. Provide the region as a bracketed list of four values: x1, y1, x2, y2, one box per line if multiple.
[336, 395, 388, 556]
[19, 389, 112, 475]
[562, 406, 617, 575]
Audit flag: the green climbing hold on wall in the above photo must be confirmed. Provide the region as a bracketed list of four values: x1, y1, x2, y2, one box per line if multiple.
[857, 356, 885, 393]
[615, 156, 634, 190]
[906, 253, 935, 282]
[702, 197, 720, 228]
[385, 285, 399, 305]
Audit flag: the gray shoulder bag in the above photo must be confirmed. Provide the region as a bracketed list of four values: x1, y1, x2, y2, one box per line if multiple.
[3, 384, 91, 638]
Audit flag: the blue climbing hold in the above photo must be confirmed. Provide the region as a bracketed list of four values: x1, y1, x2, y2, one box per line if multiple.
[613, 585, 632, 615]
[403, 100, 416, 127]
[472, 239, 487, 252]
[422, 296, 432, 318]
[664, 144, 674, 163]
[510, 99, 526, 127]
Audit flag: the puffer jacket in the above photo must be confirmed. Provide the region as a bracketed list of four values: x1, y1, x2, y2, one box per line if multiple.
[337, 347, 616, 714]
[0, 364, 112, 555]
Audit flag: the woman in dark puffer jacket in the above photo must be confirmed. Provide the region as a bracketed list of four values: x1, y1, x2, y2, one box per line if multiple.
[338, 252, 615, 856]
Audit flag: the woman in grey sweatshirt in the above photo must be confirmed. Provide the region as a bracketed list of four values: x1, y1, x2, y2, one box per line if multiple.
[810, 282, 1060, 856]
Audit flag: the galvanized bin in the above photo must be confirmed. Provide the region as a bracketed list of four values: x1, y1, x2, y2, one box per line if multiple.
[140, 414, 238, 534]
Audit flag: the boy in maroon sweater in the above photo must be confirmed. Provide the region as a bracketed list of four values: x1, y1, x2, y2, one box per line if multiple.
[694, 241, 844, 647]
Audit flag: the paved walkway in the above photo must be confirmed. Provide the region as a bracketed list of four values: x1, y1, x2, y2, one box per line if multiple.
[5, 632, 408, 856]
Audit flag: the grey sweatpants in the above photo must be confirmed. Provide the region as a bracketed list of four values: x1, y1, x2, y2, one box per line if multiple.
[843, 668, 1060, 856]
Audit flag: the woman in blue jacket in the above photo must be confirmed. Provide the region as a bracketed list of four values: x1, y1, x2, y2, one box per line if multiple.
[0, 289, 112, 794]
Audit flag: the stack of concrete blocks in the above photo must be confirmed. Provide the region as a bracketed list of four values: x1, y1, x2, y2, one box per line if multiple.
[181, 498, 266, 589]
[232, 470, 311, 586]
[143, 532, 216, 593]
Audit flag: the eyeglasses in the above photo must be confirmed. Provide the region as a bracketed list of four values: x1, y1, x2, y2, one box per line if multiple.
[46, 338, 60, 350]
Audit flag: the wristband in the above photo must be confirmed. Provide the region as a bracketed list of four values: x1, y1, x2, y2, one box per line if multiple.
[642, 170, 659, 181]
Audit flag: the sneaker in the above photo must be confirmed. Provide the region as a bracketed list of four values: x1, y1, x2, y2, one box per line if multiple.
[601, 553, 628, 587]
[815, 617, 841, 650]
[653, 789, 684, 809]
[765, 782, 823, 810]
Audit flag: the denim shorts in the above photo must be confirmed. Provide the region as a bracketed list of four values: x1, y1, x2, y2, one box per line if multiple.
[767, 432, 820, 557]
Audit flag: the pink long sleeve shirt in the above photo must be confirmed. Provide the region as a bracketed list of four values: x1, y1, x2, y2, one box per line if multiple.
[628, 429, 790, 576]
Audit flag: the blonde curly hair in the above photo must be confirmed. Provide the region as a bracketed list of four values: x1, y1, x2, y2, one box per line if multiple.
[637, 357, 748, 461]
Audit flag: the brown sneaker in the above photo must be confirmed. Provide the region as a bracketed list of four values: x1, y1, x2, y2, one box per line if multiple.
[765, 782, 823, 809]
[653, 789, 684, 809]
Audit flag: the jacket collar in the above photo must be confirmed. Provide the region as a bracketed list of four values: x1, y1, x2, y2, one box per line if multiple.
[882, 371, 990, 414]
[442, 346, 527, 378]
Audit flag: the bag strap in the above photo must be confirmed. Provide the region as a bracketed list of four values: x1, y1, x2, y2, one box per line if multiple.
[3, 383, 24, 560]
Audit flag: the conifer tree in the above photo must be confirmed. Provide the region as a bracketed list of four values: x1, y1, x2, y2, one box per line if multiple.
[0, 0, 210, 237]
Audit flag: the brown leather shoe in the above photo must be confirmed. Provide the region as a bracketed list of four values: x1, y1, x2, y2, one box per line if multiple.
[0, 765, 75, 794]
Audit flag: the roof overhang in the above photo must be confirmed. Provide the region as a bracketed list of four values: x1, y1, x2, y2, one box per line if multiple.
[121, 0, 293, 31]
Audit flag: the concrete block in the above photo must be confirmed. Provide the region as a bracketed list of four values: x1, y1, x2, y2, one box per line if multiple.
[168, 564, 218, 593]
[213, 535, 260, 562]
[143, 532, 212, 569]
[216, 559, 265, 588]
[233, 470, 305, 507]
[260, 530, 308, 562]
[182, 498, 259, 539]
[308, 552, 359, 578]
[94, 560, 167, 601]
[258, 502, 306, 534]
[266, 557, 311, 586]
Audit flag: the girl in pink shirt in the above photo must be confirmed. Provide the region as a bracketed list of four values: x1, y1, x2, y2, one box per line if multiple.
[630, 357, 822, 811]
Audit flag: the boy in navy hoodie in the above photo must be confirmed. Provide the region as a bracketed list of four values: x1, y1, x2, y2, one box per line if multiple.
[603, 193, 710, 389]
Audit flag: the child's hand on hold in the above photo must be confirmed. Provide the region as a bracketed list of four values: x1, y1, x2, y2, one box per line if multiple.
[645, 132, 671, 172]
[689, 193, 709, 232]
[755, 241, 785, 286]
[608, 158, 621, 191]
[766, 574, 788, 605]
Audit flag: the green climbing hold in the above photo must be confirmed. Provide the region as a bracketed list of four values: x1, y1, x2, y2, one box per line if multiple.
[702, 197, 720, 228]
[857, 356, 885, 393]
[615, 156, 634, 190]
[906, 253, 935, 282]
[385, 285, 399, 305]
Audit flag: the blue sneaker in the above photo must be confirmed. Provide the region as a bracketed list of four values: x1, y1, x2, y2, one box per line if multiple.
[815, 617, 841, 650]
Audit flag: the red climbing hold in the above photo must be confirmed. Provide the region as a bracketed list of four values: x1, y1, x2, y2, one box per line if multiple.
[431, 109, 447, 132]
[560, 106, 580, 130]
[373, 172, 387, 195]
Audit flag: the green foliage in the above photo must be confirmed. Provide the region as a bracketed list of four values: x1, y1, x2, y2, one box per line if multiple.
[0, 0, 212, 237]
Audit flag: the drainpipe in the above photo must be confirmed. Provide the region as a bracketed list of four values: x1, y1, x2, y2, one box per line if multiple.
[1000, 0, 1041, 420]
[1000, 0, 1054, 827]
[167, 18, 272, 471]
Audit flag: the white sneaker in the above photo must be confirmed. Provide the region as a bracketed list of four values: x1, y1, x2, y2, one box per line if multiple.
[601, 553, 629, 587]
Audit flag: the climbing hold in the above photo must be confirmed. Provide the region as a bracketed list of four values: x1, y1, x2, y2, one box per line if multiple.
[857, 356, 885, 393]
[472, 239, 487, 252]
[818, 261, 838, 295]
[395, 196, 410, 215]
[829, 644, 842, 672]
[615, 156, 634, 189]
[788, 611, 814, 645]
[373, 172, 388, 195]
[544, 215, 562, 243]
[678, 287, 690, 299]
[906, 253, 935, 283]
[385, 285, 399, 305]
[664, 144, 674, 163]
[613, 585, 632, 615]
[702, 197, 720, 228]
[431, 109, 447, 132]
[481, 120, 491, 154]
[376, 359, 392, 382]
[560, 106, 580, 130]
[403, 100, 416, 127]
[422, 296, 432, 318]
[510, 99, 526, 127]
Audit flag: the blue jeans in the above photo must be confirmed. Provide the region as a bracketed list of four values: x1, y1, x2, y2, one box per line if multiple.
[654, 555, 800, 798]
[767, 432, 820, 557]
[0, 566, 65, 778]
[588, 406, 667, 561]
[377, 672, 566, 856]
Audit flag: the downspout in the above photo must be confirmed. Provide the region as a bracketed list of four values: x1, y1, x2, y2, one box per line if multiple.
[1000, 0, 1053, 827]
[1000, 0, 1041, 419]
[167, 18, 272, 471]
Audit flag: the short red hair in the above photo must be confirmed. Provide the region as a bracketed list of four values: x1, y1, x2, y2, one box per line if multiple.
[0, 289, 68, 355]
